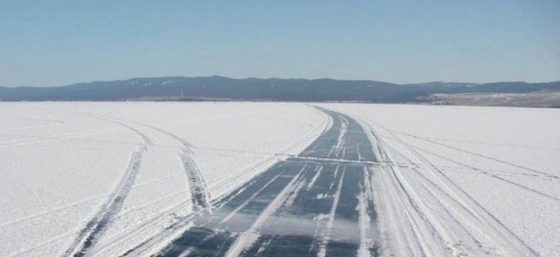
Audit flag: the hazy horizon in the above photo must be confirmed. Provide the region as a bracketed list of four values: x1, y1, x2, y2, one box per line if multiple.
[1, 0, 559, 87]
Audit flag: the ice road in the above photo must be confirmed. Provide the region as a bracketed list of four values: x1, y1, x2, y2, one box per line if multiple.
[146, 109, 379, 257]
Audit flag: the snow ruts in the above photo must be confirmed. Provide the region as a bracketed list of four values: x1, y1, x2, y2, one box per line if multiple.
[150, 108, 380, 257]
[139, 122, 211, 214]
[63, 114, 208, 257]
[89, 115, 211, 214]
[365, 121, 540, 257]
[113, 107, 332, 257]
[63, 116, 152, 257]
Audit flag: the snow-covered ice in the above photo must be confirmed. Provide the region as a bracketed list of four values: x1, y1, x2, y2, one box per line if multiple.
[0, 102, 325, 257]
[322, 103, 560, 257]
[1, 102, 559, 257]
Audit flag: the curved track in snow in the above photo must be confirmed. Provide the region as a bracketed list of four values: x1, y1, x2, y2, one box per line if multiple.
[57, 106, 545, 257]
[143, 109, 380, 257]
[105, 118, 211, 214]
[63, 116, 152, 257]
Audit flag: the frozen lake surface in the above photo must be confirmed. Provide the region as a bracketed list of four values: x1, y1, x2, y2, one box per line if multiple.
[1, 102, 558, 257]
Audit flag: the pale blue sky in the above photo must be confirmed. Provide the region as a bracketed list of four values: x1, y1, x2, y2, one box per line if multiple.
[1, 0, 559, 86]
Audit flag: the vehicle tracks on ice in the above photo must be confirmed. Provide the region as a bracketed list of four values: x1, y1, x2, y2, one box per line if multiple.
[87, 107, 331, 257]
[63, 116, 152, 257]
[387, 128, 559, 180]
[398, 140, 560, 203]
[56, 112, 208, 257]
[100, 116, 212, 214]
[144, 108, 380, 257]
[365, 121, 540, 257]
[61, 109, 547, 257]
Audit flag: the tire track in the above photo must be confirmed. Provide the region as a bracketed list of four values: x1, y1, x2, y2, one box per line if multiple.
[117, 166, 291, 257]
[380, 132, 559, 203]
[387, 128, 558, 179]
[404, 142, 560, 203]
[106, 106, 332, 256]
[409, 149, 541, 256]
[63, 148, 145, 257]
[138, 122, 211, 214]
[140, 108, 380, 257]
[368, 122, 540, 257]
[90, 198, 195, 257]
[109, 117, 330, 257]
[83, 115, 154, 146]
[380, 142, 499, 256]
[94, 115, 211, 214]
[63, 116, 152, 257]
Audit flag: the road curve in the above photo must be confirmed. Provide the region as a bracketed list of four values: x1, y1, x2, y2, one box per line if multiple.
[153, 109, 380, 257]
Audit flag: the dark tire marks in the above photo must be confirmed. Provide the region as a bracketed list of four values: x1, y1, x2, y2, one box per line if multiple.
[98, 116, 211, 214]
[63, 148, 145, 257]
[63, 115, 154, 257]
[149, 108, 380, 257]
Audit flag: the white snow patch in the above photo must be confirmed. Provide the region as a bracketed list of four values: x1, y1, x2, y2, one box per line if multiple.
[0, 102, 325, 257]
[323, 103, 560, 257]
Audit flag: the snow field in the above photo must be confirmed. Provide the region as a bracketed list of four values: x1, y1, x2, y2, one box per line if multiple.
[323, 103, 560, 257]
[3, 102, 558, 256]
[0, 102, 326, 257]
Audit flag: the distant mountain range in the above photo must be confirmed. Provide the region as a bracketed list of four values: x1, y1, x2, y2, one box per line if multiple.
[1, 76, 559, 107]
